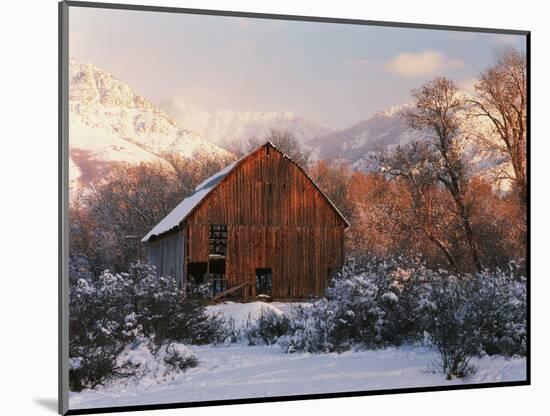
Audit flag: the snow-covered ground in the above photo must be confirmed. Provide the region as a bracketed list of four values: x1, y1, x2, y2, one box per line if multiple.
[69, 302, 526, 411]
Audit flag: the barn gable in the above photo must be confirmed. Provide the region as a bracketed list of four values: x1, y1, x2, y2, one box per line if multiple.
[142, 142, 349, 243]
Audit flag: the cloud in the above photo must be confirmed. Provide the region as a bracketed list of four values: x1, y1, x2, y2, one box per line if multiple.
[340, 58, 370, 71]
[383, 50, 464, 77]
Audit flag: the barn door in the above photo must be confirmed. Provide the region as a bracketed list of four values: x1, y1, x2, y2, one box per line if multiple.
[255, 268, 272, 296]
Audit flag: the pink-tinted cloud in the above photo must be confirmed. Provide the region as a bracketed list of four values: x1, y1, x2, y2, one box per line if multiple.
[383, 50, 464, 77]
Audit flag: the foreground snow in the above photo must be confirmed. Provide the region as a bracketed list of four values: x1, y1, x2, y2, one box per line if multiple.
[70, 302, 526, 410]
[69, 343, 525, 410]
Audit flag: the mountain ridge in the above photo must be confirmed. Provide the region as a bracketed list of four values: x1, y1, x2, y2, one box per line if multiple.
[68, 58, 511, 194]
[161, 97, 333, 150]
[68, 58, 230, 193]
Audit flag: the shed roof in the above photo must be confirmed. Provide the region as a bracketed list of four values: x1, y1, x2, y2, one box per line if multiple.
[142, 142, 349, 242]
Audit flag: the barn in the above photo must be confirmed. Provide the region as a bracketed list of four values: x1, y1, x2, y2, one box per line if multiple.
[141, 142, 349, 301]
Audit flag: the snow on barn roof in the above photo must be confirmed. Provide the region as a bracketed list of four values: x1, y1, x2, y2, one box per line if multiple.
[141, 159, 238, 242]
[142, 142, 349, 242]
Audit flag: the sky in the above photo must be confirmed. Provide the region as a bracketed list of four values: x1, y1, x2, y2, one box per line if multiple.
[69, 6, 526, 129]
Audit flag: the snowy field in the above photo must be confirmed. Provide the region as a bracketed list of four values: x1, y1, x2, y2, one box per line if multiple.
[69, 302, 526, 411]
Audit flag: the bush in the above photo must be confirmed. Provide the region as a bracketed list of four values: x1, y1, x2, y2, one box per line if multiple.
[69, 272, 134, 391]
[69, 257, 526, 387]
[415, 263, 526, 378]
[244, 309, 291, 346]
[472, 264, 527, 356]
[278, 300, 336, 353]
[162, 343, 199, 371]
[279, 258, 433, 353]
[417, 274, 479, 379]
[114, 340, 199, 383]
[276, 257, 526, 380]
[130, 263, 223, 345]
[69, 262, 226, 391]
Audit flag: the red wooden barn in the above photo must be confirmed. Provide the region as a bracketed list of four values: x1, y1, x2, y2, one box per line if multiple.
[142, 142, 348, 300]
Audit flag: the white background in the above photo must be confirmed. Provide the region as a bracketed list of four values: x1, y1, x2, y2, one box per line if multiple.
[1, 0, 548, 414]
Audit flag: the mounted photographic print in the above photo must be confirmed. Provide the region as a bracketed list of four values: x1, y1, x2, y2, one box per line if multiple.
[59, 1, 530, 414]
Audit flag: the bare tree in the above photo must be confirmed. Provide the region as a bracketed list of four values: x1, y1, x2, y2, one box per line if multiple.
[377, 143, 461, 272]
[72, 154, 232, 273]
[242, 129, 312, 168]
[379, 77, 482, 272]
[407, 77, 482, 272]
[309, 159, 353, 220]
[163, 151, 236, 193]
[469, 47, 527, 206]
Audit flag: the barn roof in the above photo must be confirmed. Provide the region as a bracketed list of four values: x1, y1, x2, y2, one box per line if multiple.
[142, 142, 349, 242]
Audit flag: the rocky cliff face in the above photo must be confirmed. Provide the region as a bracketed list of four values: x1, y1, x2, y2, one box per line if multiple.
[68, 59, 229, 192]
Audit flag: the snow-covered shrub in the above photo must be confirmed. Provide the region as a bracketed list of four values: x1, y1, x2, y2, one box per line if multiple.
[340, 257, 436, 346]
[276, 257, 526, 372]
[162, 343, 199, 371]
[471, 264, 527, 357]
[115, 340, 198, 382]
[278, 300, 336, 353]
[279, 258, 432, 353]
[244, 308, 290, 346]
[214, 316, 242, 345]
[417, 273, 479, 379]
[416, 262, 527, 379]
[115, 339, 160, 379]
[322, 272, 384, 351]
[69, 262, 225, 391]
[130, 264, 223, 345]
[69, 271, 135, 391]
[69, 254, 94, 286]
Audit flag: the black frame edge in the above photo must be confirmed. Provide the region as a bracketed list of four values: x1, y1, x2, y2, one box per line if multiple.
[63, 0, 530, 35]
[525, 30, 531, 387]
[66, 380, 530, 415]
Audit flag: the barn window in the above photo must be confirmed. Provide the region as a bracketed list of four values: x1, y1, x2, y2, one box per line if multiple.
[256, 268, 272, 296]
[209, 224, 227, 256]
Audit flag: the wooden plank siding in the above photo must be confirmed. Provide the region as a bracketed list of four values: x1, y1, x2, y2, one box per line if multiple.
[146, 228, 184, 284]
[184, 143, 347, 299]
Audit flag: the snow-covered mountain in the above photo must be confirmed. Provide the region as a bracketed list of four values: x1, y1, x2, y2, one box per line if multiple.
[68, 59, 229, 192]
[161, 98, 333, 151]
[68, 58, 511, 194]
[306, 103, 418, 170]
[306, 102, 511, 189]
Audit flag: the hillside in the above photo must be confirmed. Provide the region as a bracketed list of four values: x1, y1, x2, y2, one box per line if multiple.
[68, 59, 230, 193]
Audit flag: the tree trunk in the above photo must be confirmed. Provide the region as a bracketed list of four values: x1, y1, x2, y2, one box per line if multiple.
[423, 229, 460, 273]
[453, 192, 483, 273]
